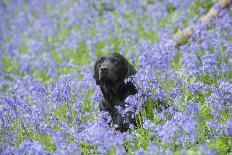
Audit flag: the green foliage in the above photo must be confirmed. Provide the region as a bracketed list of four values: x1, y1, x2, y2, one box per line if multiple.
[199, 104, 212, 122]
[36, 134, 57, 152]
[54, 103, 72, 122]
[2, 56, 19, 74]
[95, 40, 107, 57]
[208, 137, 232, 154]
[171, 52, 182, 70]
[33, 70, 54, 84]
[144, 98, 155, 120]
[133, 129, 151, 150]
[3, 0, 11, 5]
[189, 0, 217, 18]
[79, 140, 98, 155]
[138, 22, 159, 42]
[7, 120, 57, 152]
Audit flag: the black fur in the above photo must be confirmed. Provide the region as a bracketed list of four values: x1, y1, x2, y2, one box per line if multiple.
[93, 53, 137, 132]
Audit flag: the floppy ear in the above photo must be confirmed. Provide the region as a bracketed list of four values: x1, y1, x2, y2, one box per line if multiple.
[93, 58, 100, 85]
[112, 53, 136, 82]
[119, 59, 136, 82]
[124, 63, 137, 94]
[111, 55, 137, 93]
[126, 63, 136, 78]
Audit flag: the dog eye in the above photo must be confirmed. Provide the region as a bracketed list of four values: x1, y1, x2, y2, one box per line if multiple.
[98, 57, 105, 64]
[97, 57, 105, 68]
[112, 58, 120, 65]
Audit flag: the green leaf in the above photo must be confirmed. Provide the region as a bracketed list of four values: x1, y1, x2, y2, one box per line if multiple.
[208, 137, 232, 153]
[37, 134, 57, 152]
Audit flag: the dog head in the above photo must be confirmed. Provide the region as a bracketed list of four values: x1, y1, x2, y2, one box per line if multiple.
[93, 53, 136, 92]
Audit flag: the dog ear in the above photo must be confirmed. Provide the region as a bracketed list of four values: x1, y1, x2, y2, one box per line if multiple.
[111, 53, 137, 82]
[127, 63, 136, 78]
[93, 58, 101, 85]
[124, 63, 137, 94]
[123, 61, 136, 81]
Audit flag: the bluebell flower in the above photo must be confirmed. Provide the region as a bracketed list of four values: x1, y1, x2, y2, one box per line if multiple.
[187, 81, 204, 95]
[135, 148, 145, 155]
[143, 117, 154, 130]
[51, 77, 72, 105]
[225, 119, 232, 136]
[185, 100, 199, 114]
[219, 80, 232, 104]
[92, 87, 102, 104]
[182, 53, 200, 76]
[220, 63, 230, 73]
[146, 142, 160, 154]
[206, 121, 224, 137]
[15, 138, 48, 155]
[157, 119, 179, 143]
[202, 52, 218, 78]
[200, 144, 217, 155]
[206, 92, 225, 111]
[79, 119, 127, 154]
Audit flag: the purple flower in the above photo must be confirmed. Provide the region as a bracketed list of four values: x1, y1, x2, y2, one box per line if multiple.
[219, 80, 232, 104]
[146, 143, 159, 154]
[206, 93, 225, 111]
[187, 82, 204, 95]
[157, 120, 179, 143]
[185, 100, 199, 114]
[124, 93, 143, 114]
[200, 144, 217, 155]
[51, 77, 71, 105]
[143, 117, 154, 130]
[138, 42, 177, 72]
[13, 138, 48, 155]
[182, 53, 200, 76]
[92, 87, 102, 104]
[79, 120, 126, 154]
[135, 148, 145, 155]
[220, 63, 231, 73]
[202, 52, 218, 78]
[225, 119, 232, 136]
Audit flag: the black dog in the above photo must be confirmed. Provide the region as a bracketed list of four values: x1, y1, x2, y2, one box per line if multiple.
[93, 53, 137, 132]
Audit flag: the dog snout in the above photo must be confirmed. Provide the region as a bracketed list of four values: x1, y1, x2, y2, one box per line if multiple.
[100, 65, 108, 72]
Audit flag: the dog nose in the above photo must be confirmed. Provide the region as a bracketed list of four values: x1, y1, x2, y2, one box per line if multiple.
[100, 66, 108, 72]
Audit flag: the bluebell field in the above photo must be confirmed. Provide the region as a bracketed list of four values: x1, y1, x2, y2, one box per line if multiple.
[0, 0, 232, 154]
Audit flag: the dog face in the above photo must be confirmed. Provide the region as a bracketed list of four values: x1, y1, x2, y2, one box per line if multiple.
[93, 53, 136, 92]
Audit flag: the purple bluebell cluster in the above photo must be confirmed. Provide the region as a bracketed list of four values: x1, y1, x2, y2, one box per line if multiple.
[1, 0, 232, 154]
